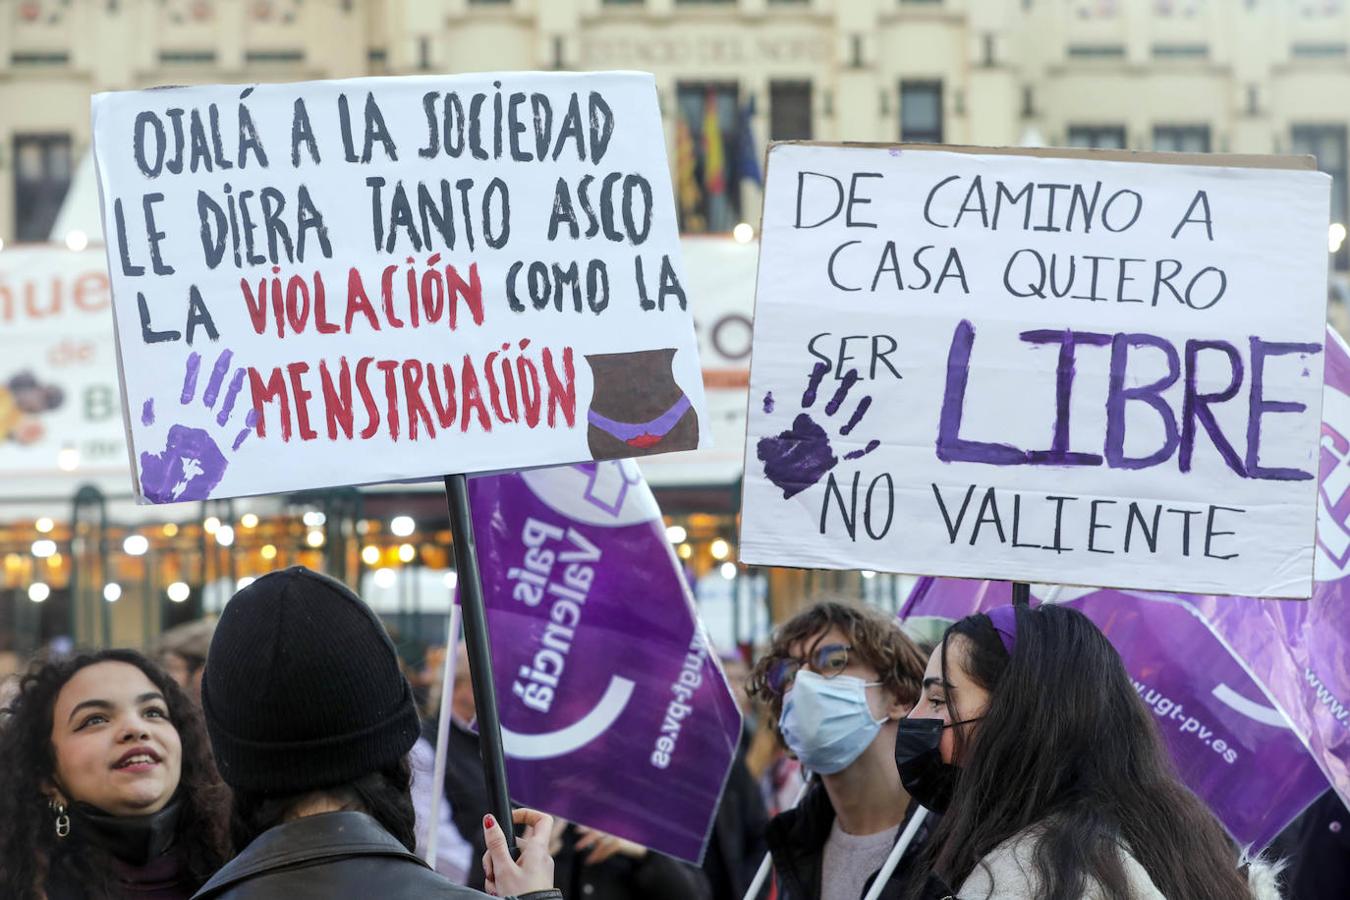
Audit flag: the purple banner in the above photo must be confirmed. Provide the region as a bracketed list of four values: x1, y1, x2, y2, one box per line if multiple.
[901, 580, 1328, 849]
[468, 460, 742, 863]
[1185, 326, 1350, 812]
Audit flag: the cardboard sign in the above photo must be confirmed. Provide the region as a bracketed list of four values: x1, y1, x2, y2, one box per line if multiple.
[91, 72, 707, 503]
[740, 143, 1329, 597]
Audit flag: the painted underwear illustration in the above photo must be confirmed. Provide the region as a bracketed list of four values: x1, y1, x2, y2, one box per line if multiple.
[586, 395, 693, 450]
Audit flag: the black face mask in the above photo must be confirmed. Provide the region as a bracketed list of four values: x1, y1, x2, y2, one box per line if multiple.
[894, 716, 978, 814]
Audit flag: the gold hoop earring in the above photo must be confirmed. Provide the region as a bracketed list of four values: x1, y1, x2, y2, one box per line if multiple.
[49, 798, 70, 839]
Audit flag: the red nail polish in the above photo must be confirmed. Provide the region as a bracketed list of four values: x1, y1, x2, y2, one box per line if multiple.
[484, 814, 495, 829]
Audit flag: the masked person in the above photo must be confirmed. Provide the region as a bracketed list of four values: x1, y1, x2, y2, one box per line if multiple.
[190, 567, 562, 900]
[0, 649, 230, 899]
[897, 603, 1283, 900]
[747, 600, 930, 900]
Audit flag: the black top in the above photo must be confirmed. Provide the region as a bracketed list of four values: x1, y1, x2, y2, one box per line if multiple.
[764, 782, 931, 900]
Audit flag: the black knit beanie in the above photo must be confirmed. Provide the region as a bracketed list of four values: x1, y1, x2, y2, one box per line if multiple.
[201, 566, 421, 793]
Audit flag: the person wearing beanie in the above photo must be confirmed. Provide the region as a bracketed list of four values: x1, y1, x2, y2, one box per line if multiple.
[191, 566, 562, 900]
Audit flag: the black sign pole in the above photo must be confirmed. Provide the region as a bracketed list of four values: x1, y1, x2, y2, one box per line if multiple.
[444, 473, 518, 857]
[1011, 581, 1031, 607]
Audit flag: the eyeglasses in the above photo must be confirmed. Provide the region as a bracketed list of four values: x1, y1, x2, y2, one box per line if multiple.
[765, 643, 854, 695]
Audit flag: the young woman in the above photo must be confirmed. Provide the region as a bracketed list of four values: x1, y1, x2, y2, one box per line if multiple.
[0, 648, 230, 899]
[898, 603, 1279, 900]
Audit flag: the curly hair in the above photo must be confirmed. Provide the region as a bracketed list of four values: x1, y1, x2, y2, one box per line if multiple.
[747, 599, 927, 740]
[0, 649, 230, 899]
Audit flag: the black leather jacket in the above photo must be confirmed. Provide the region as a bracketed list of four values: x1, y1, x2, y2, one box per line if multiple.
[190, 811, 561, 900]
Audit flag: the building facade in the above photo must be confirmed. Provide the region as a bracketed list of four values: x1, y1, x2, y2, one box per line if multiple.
[4, 0, 1350, 258]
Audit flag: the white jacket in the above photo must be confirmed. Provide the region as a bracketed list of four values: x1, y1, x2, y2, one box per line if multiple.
[955, 830, 1282, 900]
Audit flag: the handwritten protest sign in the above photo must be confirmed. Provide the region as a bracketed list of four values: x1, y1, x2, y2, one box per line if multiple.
[91, 72, 707, 504]
[740, 143, 1330, 597]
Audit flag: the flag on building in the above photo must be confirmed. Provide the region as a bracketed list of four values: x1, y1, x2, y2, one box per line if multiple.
[675, 114, 704, 232]
[702, 87, 726, 198]
[737, 94, 762, 188]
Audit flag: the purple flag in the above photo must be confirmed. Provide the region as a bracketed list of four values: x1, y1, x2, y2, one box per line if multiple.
[902, 580, 1328, 849]
[468, 460, 742, 863]
[1185, 326, 1350, 811]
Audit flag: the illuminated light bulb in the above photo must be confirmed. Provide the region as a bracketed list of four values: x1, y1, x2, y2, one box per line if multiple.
[29, 583, 50, 603]
[677, 543, 693, 559]
[31, 539, 56, 558]
[306, 529, 325, 548]
[303, 511, 326, 527]
[720, 562, 737, 580]
[236, 576, 256, 590]
[732, 222, 755, 244]
[203, 516, 220, 535]
[374, 567, 396, 589]
[361, 545, 381, 566]
[103, 583, 122, 602]
[162, 522, 179, 537]
[216, 525, 235, 546]
[167, 582, 190, 603]
[666, 525, 687, 544]
[240, 513, 259, 529]
[398, 543, 416, 563]
[390, 515, 415, 537]
[260, 544, 277, 560]
[35, 517, 54, 533]
[123, 534, 149, 556]
[710, 538, 730, 560]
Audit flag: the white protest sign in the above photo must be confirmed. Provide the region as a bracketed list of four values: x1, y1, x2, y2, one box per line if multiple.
[91, 72, 707, 504]
[740, 143, 1329, 598]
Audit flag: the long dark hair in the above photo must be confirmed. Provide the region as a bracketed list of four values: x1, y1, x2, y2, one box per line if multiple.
[908, 604, 1250, 900]
[228, 756, 416, 854]
[0, 649, 230, 899]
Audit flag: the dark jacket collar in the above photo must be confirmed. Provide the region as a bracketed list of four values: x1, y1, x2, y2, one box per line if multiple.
[193, 811, 426, 897]
[765, 781, 930, 900]
[70, 796, 182, 866]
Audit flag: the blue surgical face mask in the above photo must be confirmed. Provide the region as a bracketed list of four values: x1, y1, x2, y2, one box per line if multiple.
[778, 669, 887, 775]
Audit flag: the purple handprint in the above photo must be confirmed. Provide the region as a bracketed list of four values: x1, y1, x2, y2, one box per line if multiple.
[138, 349, 256, 504]
[757, 361, 881, 499]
